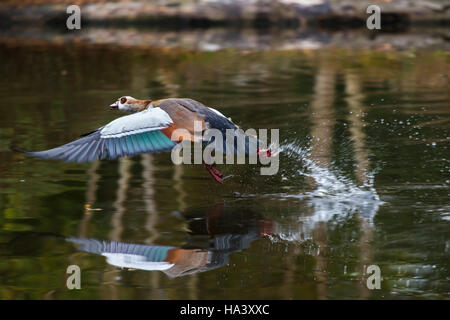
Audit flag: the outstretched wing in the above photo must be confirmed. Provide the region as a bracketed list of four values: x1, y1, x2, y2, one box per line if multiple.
[66, 237, 176, 271]
[23, 107, 177, 163]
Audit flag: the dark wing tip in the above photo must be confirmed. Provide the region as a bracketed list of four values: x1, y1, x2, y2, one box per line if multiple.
[10, 143, 28, 154]
[80, 129, 99, 137]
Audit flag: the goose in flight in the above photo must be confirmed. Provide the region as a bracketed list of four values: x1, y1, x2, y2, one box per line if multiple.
[17, 97, 271, 183]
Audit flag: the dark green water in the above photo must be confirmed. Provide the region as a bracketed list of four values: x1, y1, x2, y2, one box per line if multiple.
[0, 41, 448, 299]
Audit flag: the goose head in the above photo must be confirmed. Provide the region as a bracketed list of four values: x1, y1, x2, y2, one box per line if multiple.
[109, 96, 152, 113]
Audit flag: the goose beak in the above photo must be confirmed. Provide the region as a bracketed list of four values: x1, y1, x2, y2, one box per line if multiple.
[110, 102, 118, 110]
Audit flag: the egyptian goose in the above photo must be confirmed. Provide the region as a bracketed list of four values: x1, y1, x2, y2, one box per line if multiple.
[18, 97, 271, 183]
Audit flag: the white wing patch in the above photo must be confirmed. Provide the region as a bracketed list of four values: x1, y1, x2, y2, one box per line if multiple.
[101, 253, 174, 271]
[208, 107, 232, 122]
[101, 107, 173, 138]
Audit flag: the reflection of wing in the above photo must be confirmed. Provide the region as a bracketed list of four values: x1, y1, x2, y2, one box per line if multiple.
[66, 238, 176, 271]
[67, 233, 260, 277]
[22, 107, 176, 162]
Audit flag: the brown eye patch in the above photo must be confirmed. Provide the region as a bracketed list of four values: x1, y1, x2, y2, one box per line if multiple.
[120, 97, 127, 104]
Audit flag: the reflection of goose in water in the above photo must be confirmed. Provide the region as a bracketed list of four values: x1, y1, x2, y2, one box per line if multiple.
[67, 234, 257, 278]
[67, 204, 272, 277]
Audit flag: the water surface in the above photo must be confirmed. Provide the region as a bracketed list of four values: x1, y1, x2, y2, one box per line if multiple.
[0, 38, 449, 299]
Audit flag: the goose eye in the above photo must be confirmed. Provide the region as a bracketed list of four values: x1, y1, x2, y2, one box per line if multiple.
[120, 97, 127, 104]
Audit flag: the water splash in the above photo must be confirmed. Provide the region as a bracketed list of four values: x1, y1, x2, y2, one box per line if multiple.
[259, 142, 384, 244]
[259, 141, 385, 245]
[279, 142, 384, 222]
